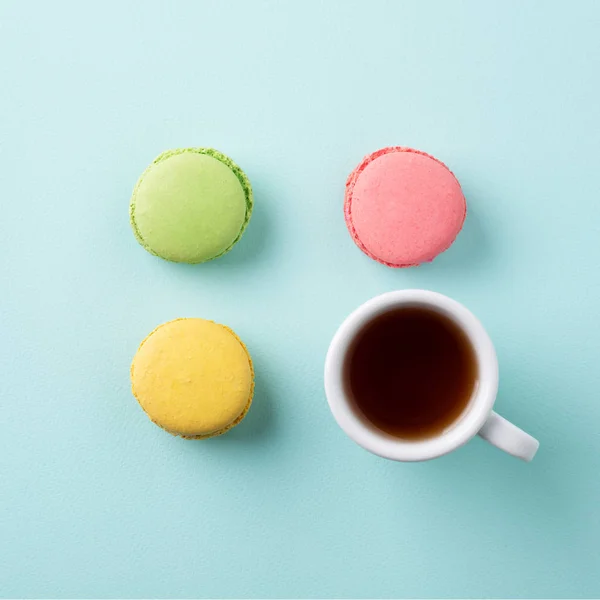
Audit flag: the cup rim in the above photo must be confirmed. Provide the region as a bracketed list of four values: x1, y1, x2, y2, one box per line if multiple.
[324, 289, 499, 461]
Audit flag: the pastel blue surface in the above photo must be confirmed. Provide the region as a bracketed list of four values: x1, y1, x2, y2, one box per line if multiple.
[1, 1, 600, 597]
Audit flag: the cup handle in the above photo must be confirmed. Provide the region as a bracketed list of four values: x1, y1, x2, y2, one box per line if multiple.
[477, 411, 539, 461]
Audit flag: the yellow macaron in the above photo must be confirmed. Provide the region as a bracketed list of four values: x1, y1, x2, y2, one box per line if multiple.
[131, 318, 254, 438]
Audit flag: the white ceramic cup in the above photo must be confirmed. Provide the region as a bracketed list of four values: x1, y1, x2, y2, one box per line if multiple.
[324, 290, 539, 462]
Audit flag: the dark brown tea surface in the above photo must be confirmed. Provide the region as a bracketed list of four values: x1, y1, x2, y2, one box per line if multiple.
[347, 307, 478, 440]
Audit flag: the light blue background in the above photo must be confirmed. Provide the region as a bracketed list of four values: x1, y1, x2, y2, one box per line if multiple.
[1, 1, 599, 597]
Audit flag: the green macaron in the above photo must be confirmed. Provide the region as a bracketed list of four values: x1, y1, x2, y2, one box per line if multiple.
[130, 148, 253, 263]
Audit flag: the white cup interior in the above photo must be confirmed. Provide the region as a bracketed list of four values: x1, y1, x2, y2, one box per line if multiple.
[324, 290, 499, 461]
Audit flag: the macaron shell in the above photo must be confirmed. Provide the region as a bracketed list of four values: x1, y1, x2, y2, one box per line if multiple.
[345, 147, 466, 267]
[130, 148, 253, 263]
[131, 318, 254, 438]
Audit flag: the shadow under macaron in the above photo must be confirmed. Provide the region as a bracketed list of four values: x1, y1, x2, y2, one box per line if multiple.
[206, 196, 272, 269]
[416, 200, 496, 276]
[204, 353, 277, 445]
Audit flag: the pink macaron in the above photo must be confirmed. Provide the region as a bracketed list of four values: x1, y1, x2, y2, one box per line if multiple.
[344, 147, 466, 268]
